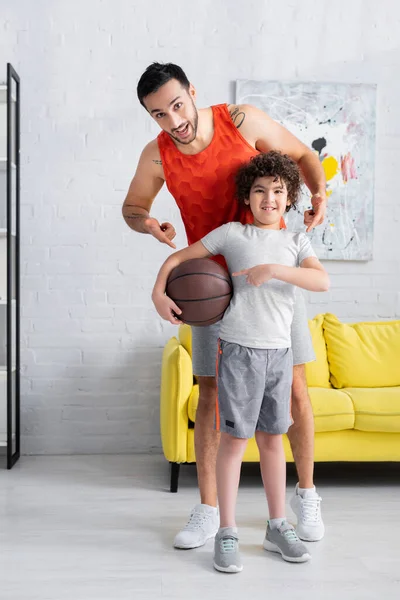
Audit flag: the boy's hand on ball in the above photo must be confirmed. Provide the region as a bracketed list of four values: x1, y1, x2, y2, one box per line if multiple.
[232, 264, 275, 287]
[152, 291, 182, 324]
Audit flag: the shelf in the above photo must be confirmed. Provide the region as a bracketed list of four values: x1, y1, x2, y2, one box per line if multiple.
[0, 434, 16, 448]
[0, 300, 16, 305]
[0, 366, 17, 373]
[0, 85, 17, 103]
[0, 158, 17, 170]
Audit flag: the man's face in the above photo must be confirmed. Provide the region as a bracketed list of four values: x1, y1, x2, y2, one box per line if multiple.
[143, 79, 199, 145]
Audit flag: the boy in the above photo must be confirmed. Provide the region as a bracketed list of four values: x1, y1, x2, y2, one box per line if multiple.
[152, 151, 329, 572]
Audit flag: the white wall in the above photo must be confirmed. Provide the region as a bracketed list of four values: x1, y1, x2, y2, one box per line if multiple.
[0, 0, 399, 454]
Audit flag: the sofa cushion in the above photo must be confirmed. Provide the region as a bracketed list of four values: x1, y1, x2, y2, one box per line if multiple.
[323, 313, 400, 388]
[188, 383, 199, 423]
[344, 387, 400, 432]
[309, 388, 355, 432]
[160, 337, 193, 462]
[179, 324, 192, 358]
[161, 337, 193, 407]
[305, 314, 331, 388]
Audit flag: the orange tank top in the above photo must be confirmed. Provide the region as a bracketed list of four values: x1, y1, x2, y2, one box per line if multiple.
[157, 104, 284, 265]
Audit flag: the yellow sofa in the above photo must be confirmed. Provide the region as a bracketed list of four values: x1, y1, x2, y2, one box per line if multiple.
[160, 313, 400, 492]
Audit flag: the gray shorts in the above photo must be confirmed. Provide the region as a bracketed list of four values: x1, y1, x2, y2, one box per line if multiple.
[216, 341, 293, 438]
[192, 290, 315, 377]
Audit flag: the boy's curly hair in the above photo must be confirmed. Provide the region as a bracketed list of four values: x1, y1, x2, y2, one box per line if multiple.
[235, 151, 302, 212]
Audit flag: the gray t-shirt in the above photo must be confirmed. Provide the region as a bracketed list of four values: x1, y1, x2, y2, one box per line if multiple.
[201, 222, 317, 349]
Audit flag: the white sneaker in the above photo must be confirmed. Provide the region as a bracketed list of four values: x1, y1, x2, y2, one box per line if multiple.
[174, 504, 219, 549]
[290, 483, 325, 542]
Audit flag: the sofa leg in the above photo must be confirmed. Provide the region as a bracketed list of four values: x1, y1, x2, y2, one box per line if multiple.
[170, 462, 180, 493]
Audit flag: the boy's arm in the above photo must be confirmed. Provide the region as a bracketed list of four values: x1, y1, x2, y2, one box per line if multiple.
[272, 257, 330, 292]
[233, 257, 329, 292]
[152, 241, 212, 324]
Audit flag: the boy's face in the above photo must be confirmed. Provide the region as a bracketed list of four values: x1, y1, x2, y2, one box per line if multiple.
[245, 176, 291, 229]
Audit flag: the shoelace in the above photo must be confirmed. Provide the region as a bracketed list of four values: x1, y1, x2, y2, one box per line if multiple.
[220, 536, 237, 553]
[300, 496, 322, 523]
[184, 511, 210, 531]
[281, 527, 301, 544]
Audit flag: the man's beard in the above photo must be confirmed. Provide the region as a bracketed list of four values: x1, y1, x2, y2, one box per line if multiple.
[168, 102, 199, 146]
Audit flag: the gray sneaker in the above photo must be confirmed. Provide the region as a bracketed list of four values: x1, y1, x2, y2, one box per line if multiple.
[263, 521, 311, 563]
[213, 527, 243, 573]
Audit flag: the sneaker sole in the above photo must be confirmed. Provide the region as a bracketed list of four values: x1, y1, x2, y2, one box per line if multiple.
[213, 562, 243, 573]
[173, 530, 218, 550]
[263, 539, 311, 563]
[296, 529, 325, 542]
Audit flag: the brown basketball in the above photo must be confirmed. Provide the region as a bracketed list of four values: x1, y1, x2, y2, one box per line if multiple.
[166, 258, 232, 326]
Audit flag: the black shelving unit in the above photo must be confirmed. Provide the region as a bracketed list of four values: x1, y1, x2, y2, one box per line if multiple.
[0, 63, 20, 469]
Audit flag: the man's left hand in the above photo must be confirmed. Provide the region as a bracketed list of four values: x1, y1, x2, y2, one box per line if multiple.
[304, 193, 327, 232]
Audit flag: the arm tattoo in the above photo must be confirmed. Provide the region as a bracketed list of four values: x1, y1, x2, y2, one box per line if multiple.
[123, 204, 149, 220]
[229, 105, 246, 129]
[124, 214, 146, 220]
[152, 159, 162, 165]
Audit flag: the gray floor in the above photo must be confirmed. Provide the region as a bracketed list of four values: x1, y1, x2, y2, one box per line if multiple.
[0, 455, 399, 600]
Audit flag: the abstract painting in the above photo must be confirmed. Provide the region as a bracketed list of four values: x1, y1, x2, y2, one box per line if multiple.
[236, 80, 377, 260]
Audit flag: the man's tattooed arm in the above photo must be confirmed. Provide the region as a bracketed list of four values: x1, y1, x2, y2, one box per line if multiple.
[229, 105, 246, 129]
[122, 204, 151, 232]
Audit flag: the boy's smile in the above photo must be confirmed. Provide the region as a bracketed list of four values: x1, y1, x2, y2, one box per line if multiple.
[245, 175, 291, 229]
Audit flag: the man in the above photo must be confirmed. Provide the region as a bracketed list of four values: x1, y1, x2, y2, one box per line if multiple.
[122, 62, 327, 549]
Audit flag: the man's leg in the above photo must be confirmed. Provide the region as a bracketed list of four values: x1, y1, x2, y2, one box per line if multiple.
[289, 292, 325, 541]
[173, 324, 220, 549]
[287, 364, 315, 489]
[194, 376, 220, 507]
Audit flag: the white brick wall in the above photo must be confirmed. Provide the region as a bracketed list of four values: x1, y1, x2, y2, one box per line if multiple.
[0, 0, 399, 454]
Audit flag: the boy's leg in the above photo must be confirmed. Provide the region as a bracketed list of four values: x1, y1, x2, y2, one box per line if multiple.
[217, 432, 248, 527]
[214, 432, 247, 573]
[255, 431, 286, 519]
[289, 292, 325, 541]
[173, 324, 220, 549]
[257, 431, 310, 563]
[256, 349, 310, 563]
[214, 343, 265, 574]
[256, 347, 293, 520]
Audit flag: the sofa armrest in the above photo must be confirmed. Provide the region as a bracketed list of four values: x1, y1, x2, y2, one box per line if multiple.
[160, 336, 194, 463]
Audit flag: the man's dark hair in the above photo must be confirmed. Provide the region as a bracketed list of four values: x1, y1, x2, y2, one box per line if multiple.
[137, 62, 190, 108]
[236, 151, 302, 212]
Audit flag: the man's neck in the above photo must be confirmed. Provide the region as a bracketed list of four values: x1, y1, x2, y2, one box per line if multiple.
[172, 106, 214, 156]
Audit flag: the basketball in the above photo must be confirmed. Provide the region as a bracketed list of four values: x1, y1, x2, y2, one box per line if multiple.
[166, 258, 232, 326]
